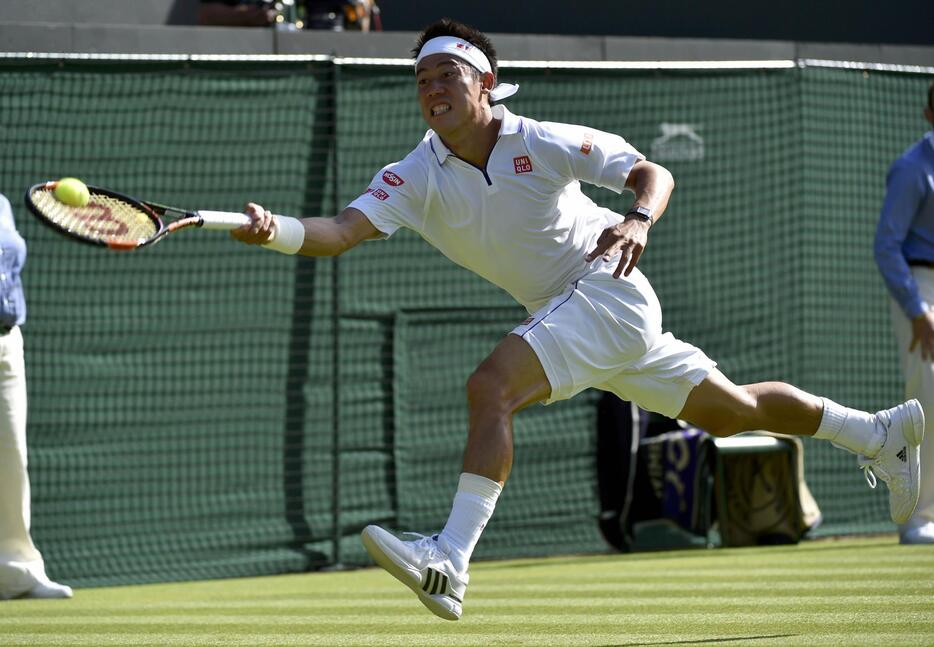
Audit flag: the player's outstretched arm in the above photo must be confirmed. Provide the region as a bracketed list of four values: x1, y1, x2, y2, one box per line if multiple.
[232, 205, 381, 256]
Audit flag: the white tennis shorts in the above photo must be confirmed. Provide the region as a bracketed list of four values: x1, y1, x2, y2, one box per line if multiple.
[512, 262, 716, 419]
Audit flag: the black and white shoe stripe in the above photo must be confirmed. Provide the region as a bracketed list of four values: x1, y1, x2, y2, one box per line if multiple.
[422, 568, 447, 595]
[422, 568, 462, 602]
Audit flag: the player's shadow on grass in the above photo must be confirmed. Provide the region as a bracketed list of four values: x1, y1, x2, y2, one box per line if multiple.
[601, 635, 797, 646]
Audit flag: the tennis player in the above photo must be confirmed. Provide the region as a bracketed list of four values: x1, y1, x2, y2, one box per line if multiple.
[233, 19, 925, 621]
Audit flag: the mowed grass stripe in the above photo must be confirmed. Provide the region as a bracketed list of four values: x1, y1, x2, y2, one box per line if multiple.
[1, 536, 932, 647]
[6, 593, 933, 614]
[493, 565, 934, 577]
[467, 581, 934, 593]
[5, 610, 934, 626]
[1, 632, 931, 647]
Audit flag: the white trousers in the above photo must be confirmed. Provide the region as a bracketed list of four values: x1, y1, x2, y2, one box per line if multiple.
[0, 327, 51, 599]
[890, 267, 934, 531]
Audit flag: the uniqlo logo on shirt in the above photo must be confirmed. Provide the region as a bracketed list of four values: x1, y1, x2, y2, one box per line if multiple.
[513, 156, 532, 174]
[371, 188, 390, 201]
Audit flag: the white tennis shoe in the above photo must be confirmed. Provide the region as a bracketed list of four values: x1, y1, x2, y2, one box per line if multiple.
[361, 525, 466, 621]
[858, 399, 924, 525]
[17, 580, 73, 600]
[900, 522, 934, 544]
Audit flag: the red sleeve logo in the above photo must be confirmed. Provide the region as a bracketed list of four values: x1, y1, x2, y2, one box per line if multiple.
[580, 133, 594, 155]
[382, 170, 405, 186]
[513, 156, 533, 174]
[371, 188, 390, 201]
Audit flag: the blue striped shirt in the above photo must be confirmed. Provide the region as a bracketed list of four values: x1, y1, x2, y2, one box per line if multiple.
[0, 194, 27, 329]
[874, 131, 934, 319]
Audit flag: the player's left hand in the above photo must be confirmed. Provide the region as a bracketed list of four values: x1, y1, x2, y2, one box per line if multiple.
[585, 218, 650, 278]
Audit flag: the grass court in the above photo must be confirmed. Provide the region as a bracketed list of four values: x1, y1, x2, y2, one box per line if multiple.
[1, 536, 932, 646]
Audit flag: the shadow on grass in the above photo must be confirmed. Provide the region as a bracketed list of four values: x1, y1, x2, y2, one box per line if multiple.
[600, 635, 797, 646]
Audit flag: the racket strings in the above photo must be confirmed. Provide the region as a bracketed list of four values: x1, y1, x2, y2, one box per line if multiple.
[30, 189, 159, 245]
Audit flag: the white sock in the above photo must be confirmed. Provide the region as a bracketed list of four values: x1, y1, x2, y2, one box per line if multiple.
[813, 397, 885, 457]
[437, 473, 502, 574]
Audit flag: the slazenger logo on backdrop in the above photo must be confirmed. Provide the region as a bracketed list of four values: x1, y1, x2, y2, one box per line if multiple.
[514, 156, 532, 174]
[650, 123, 705, 162]
[382, 171, 405, 186]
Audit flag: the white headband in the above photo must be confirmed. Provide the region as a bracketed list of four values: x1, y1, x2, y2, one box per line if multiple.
[415, 36, 519, 102]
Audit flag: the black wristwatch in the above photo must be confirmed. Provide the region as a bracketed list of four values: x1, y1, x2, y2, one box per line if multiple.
[625, 205, 653, 227]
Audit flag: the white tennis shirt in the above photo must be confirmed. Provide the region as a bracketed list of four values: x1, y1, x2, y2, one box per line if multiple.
[348, 105, 645, 312]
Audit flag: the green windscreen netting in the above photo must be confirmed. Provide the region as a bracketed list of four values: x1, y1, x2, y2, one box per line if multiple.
[0, 57, 929, 586]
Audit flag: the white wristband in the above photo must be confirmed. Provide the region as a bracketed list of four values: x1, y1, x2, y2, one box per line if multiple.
[262, 216, 305, 255]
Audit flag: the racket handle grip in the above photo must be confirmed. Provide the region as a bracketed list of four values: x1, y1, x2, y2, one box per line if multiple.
[196, 210, 252, 230]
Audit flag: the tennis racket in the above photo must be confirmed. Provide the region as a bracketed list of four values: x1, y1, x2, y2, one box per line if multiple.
[24, 181, 252, 251]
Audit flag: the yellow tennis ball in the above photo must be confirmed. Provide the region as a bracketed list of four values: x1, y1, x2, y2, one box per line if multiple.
[53, 177, 90, 207]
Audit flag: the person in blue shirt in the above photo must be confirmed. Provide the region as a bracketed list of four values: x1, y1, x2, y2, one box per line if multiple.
[874, 81, 934, 545]
[0, 193, 72, 599]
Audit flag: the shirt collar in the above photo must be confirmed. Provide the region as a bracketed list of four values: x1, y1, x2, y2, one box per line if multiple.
[428, 105, 523, 165]
[494, 104, 523, 136]
[926, 130, 934, 152]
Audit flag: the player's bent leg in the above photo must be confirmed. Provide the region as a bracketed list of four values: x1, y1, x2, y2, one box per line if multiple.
[677, 368, 823, 438]
[446, 333, 550, 569]
[463, 333, 552, 483]
[363, 334, 551, 621]
[678, 368, 924, 525]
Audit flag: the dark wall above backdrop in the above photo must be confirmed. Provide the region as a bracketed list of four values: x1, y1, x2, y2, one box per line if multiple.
[0, 0, 931, 46]
[378, 0, 933, 46]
